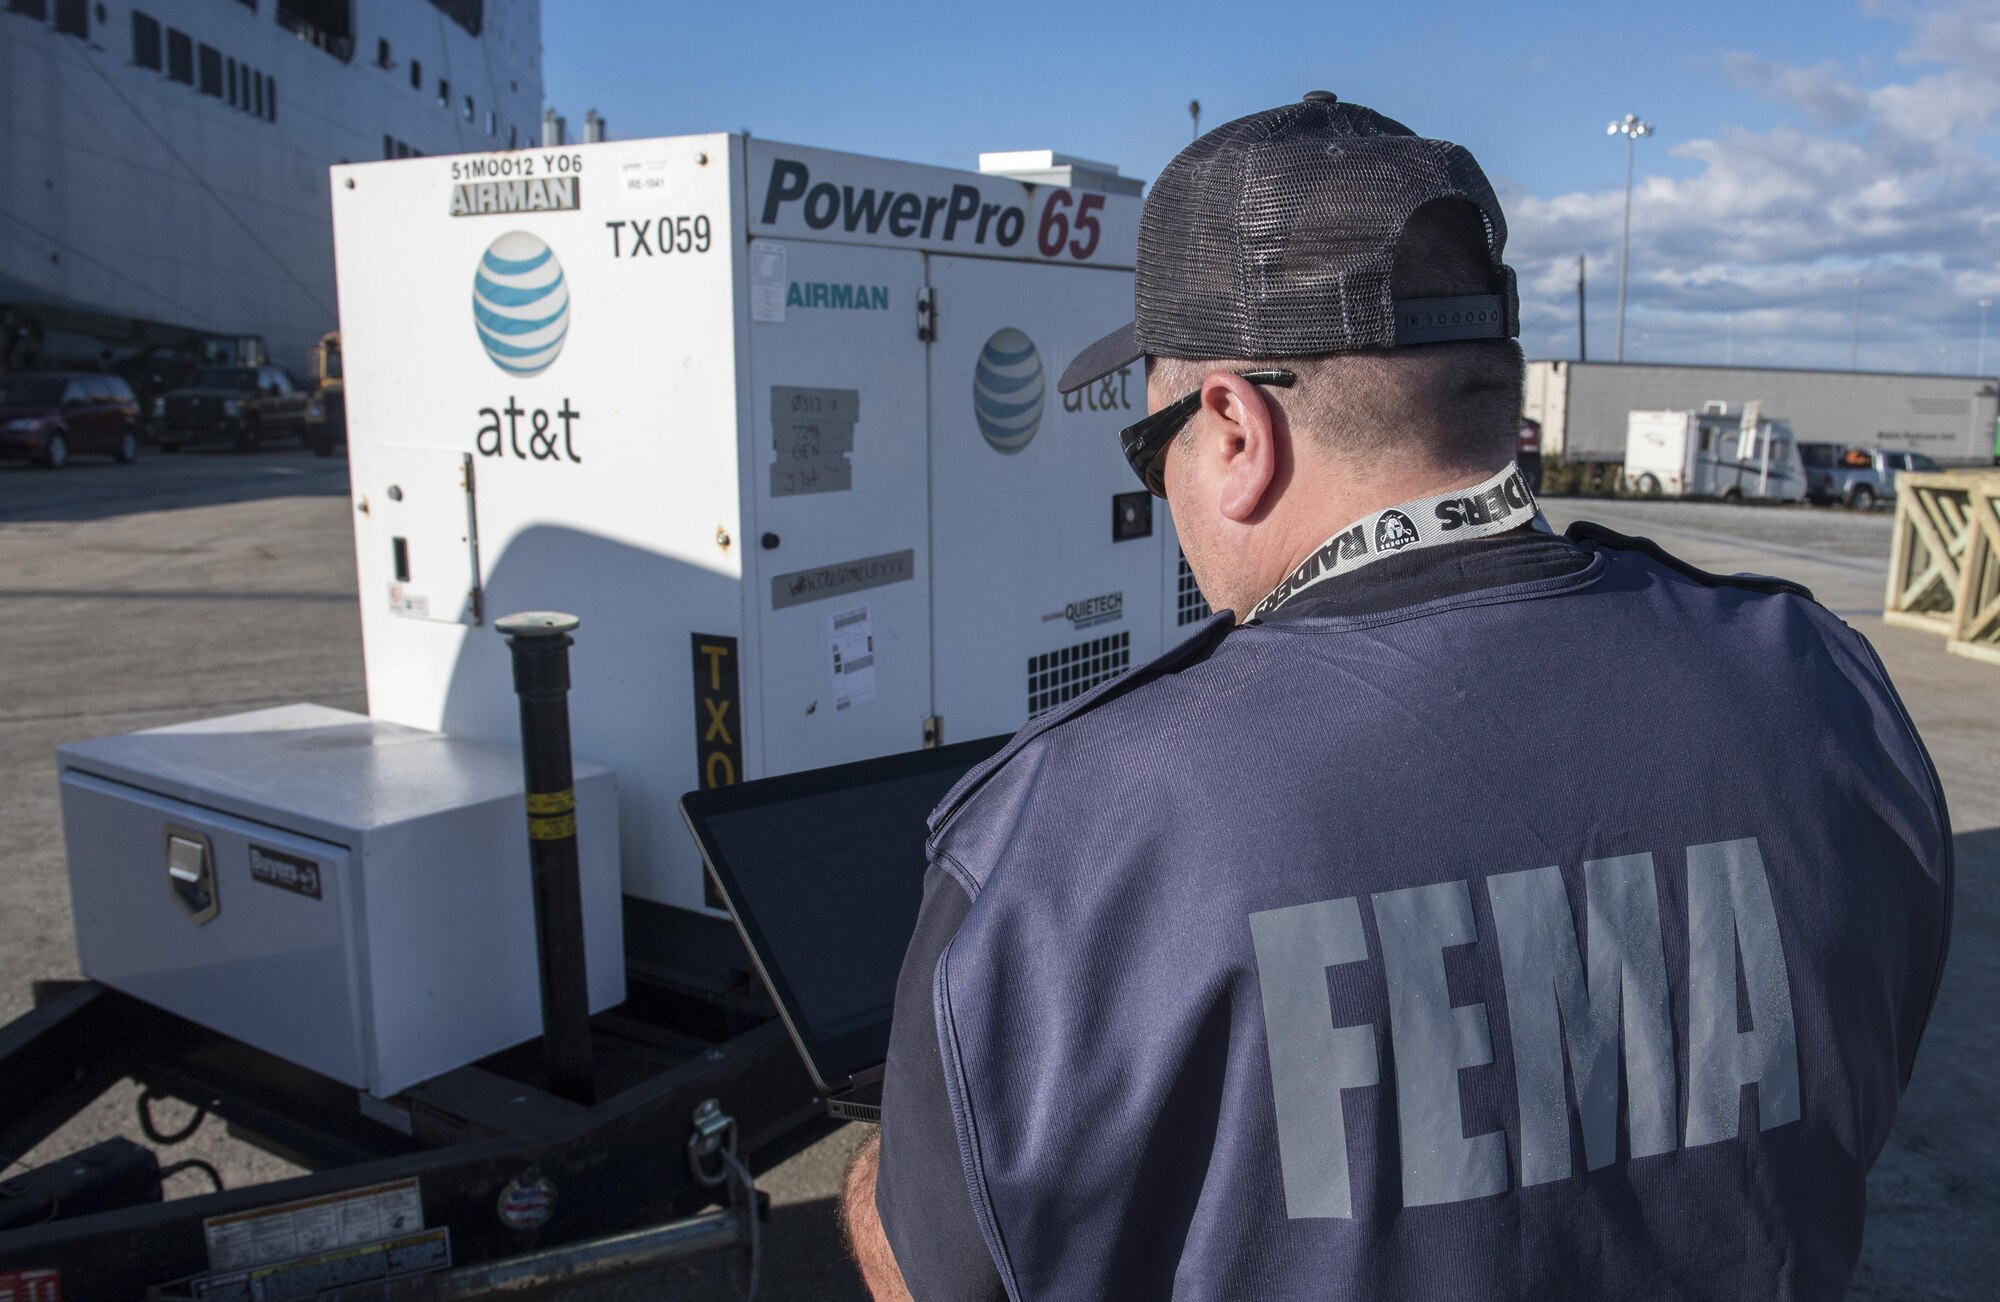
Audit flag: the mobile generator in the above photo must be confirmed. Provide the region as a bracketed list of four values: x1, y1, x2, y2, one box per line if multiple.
[0, 133, 1176, 1297]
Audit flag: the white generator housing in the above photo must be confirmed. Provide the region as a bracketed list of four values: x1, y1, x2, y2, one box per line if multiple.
[1624, 406, 1806, 501]
[331, 134, 1193, 913]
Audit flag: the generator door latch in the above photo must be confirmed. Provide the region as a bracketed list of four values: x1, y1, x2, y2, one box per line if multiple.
[916, 286, 937, 343]
[922, 716, 942, 749]
[165, 829, 219, 925]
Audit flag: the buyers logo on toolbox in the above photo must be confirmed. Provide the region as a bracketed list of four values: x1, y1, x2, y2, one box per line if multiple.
[974, 328, 1044, 453]
[472, 231, 570, 378]
[249, 845, 322, 900]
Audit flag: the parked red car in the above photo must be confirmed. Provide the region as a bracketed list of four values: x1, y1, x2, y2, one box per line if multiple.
[0, 373, 142, 468]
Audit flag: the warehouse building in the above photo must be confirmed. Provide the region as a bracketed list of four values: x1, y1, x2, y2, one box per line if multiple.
[1524, 361, 2000, 465]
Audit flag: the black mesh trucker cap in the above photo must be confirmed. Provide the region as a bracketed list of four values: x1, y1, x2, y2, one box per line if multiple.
[1057, 91, 1519, 394]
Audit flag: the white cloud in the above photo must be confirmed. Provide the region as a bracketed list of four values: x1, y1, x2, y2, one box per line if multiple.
[1870, 70, 2000, 141]
[1717, 52, 1868, 127]
[1509, 1, 2000, 373]
[1901, 0, 2000, 71]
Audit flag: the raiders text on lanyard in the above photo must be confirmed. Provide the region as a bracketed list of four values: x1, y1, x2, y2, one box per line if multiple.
[1246, 462, 1547, 622]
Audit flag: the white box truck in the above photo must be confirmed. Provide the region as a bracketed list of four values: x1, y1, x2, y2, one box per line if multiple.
[1624, 404, 1806, 502]
[329, 134, 1173, 915]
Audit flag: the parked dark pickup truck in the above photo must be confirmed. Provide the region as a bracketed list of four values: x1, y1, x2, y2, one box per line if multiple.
[153, 365, 308, 452]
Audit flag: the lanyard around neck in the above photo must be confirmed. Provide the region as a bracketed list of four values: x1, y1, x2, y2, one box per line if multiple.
[1245, 461, 1550, 622]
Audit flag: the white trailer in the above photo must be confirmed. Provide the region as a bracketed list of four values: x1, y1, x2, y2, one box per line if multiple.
[1526, 360, 2000, 465]
[1624, 405, 1806, 502]
[329, 133, 1174, 916]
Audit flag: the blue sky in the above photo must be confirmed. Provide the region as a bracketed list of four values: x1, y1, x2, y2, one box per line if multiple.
[546, 1, 2000, 373]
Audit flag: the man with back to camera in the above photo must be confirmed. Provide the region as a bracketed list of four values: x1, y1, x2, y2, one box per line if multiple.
[839, 92, 1952, 1301]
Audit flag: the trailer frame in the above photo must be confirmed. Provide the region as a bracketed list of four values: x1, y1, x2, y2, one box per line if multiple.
[0, 965, 833, 1299]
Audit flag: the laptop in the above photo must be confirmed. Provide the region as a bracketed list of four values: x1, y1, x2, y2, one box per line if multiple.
[680, 735, 1007, 1123]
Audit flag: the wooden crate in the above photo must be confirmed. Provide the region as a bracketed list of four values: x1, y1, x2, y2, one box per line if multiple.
[1882, 471, 2000, 637]
[1946, 477, 2000, 667]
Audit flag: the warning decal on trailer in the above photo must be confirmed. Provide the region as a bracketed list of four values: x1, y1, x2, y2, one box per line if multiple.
[203, 1178, 424, 1273]
[191, 1228, 449, 1299]
[0, 1268, 61, 1302]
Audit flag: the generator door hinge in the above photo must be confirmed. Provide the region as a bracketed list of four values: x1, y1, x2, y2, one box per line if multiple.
[917, 286, 937, 343]
[922, 716, 942, 749]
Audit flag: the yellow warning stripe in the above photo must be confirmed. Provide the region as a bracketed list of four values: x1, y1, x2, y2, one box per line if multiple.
[528, 812, 577, 841]
[525, 789, 575, 815]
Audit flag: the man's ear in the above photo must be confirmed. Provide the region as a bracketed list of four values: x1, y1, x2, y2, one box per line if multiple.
[1198, 371, 1282, 522]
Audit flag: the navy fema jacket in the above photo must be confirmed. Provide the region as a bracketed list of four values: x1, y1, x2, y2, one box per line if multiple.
[874, 525, 1951, 1302]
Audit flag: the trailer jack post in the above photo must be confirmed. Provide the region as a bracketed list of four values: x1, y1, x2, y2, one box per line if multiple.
[496, 611, 596, 1105]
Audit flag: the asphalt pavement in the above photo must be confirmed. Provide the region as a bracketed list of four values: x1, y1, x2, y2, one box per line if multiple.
[0, 455, 1993, 1298]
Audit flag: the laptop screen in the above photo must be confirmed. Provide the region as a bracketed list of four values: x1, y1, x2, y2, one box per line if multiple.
[681, 735, 1008, 1089]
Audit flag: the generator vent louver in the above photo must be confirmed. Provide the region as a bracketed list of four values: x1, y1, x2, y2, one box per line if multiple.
[1028, 632, 1130, 719]
[1176, 551, 1212, 625]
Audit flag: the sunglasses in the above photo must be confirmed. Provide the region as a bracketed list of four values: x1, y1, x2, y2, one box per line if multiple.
[1118, 369, 1297, 497]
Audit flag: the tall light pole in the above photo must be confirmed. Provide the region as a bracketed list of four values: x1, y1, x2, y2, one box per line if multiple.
[1577, 255, 1588, 360]
[1607, 113, 1653, 363]
[1851, 275, 1863, 370]
[1979, 298, 1992, 374]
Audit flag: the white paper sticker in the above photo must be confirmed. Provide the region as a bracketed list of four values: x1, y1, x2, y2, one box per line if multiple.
[828, 605, 877, 711]
[751, 241, 787, 323]
[618, 156, 674, 204]
[387, 583, 431, 620]
[204, 1178, 425, 1272]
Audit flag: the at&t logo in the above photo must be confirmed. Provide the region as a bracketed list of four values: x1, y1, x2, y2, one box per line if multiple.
[472, 231, 570, 377]
[973, 328, 1044, 453]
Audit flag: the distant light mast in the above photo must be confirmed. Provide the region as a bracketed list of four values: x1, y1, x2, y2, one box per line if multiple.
[1607, 113, 1654, 364]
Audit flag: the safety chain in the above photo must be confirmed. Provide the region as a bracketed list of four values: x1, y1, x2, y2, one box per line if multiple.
[687, 1098, 761, 1302]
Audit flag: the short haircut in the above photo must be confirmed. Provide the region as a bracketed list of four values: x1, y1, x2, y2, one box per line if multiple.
[1151, 199, 1524, 473]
